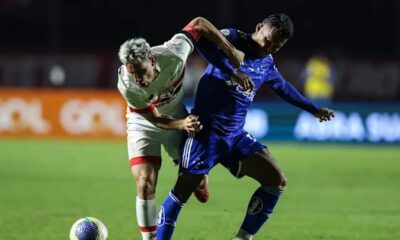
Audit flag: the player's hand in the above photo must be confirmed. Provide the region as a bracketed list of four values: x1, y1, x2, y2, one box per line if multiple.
[313, 107, 335, 122]
[230, 70, 254, 92]
[181, 115, 203, 133]
[225, 48, 244, 69]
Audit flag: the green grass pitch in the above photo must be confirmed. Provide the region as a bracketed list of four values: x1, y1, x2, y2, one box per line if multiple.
[0, 139, 399, 240]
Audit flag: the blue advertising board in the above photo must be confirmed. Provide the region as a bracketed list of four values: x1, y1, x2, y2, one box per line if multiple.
[185, 100, 400, 143]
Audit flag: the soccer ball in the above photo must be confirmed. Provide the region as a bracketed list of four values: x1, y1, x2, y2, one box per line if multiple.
[69, 217, 108, 240]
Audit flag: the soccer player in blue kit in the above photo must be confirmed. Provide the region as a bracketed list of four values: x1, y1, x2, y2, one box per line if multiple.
[157, 13, 335, 239]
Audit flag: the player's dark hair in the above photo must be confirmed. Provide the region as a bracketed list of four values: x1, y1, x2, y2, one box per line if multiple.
[262, 13, 294, 39]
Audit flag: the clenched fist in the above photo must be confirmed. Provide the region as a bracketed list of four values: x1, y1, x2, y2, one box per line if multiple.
[313, 108, 335, 122]
[181, 115, 203, 133]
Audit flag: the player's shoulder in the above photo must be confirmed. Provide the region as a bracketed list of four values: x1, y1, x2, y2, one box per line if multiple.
[263, 54, 280, 73]
[261, 54, 275, 65]
[220, 28, 248, 41]
[151, 47, 183, 71]
[266, 54, 275, 62]
[151, 33, 193, 62]
[150, 44, 172, 58]
[168, 32, 193, 47]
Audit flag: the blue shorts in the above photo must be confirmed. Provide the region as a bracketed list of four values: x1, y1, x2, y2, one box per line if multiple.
[179, 127, 266, 178]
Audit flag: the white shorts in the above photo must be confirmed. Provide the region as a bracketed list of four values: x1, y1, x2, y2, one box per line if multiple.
[126, 104, 187, 167]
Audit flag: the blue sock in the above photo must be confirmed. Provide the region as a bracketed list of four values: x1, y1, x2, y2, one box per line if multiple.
[240, 186, 283, 235]
[156, 191, 186, 240]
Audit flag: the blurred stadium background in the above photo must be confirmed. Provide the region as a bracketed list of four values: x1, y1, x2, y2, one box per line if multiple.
[1, 0, 399, 239]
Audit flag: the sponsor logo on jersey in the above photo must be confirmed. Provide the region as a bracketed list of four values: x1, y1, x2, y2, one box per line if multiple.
[156, 82, 183, 107]
[153, 69, 185, 108]
[224, 80, 255, 101]
[236, 85, 255, 101]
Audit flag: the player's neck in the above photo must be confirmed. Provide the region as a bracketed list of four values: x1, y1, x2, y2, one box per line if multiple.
[251, 33, 269, 57]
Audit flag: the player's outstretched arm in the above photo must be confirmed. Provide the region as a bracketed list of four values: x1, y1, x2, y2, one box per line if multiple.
[266, 74, 321, 114]
[141, 107, 203, 133]
[184, 16, 243, 68]
[268, 76, 334, 122]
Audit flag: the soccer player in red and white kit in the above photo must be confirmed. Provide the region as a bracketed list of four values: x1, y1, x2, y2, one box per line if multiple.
[117, 17, 244, 240]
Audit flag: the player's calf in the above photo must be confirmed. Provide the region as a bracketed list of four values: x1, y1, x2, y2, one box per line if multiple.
[234, 185, 283, 239]
[234, 150, 286, 239]
[241, 149, 287, 188]
[193, 174, 209, 203]
[132, 164, 159, 199]
[131, 164, 160, 240]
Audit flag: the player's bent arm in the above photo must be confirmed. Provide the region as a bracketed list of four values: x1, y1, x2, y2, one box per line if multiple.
[183, 16, 243, 68]
[194, 37, 236, 75]
[141, 107, 201, 132]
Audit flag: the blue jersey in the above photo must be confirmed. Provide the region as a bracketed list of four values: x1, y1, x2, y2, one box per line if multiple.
[192, 28, 319, 135]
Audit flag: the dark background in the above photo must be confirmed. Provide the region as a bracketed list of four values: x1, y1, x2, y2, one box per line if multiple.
[1, 0, 399, 56]
[1, 0, 400, 101]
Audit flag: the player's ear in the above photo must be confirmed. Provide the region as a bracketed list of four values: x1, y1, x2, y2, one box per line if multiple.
[150, 56, 156, 66]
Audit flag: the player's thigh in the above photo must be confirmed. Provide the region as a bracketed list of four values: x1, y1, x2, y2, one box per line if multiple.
[241, 148, 287, 187]
[161, 104, 188, 161]
[163, 129, 184, 162]
[128, 130, 163, 190]
[179, 129, 222, 175]
[127, 129, 162, 167]
[222, 130, 265, 178]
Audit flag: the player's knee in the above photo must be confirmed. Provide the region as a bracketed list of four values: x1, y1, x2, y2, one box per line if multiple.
[279, 173, 288, 188]
[136, 175, 156, 196]
[268, 170, 287, 189]
[173, 174, 203, 201]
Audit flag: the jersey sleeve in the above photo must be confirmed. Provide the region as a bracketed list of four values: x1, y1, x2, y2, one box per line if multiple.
[264, 57, 320, 114]
[219, 28, 239, 42]
[164, 33, 194, 62]
[117, 76, 155, 113]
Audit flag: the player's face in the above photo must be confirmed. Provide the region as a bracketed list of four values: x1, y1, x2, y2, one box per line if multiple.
[125, 57, 157, 87]
[257, 24, 288, 54]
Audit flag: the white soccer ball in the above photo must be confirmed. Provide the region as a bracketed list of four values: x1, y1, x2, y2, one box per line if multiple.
[69, 217, 108, 240]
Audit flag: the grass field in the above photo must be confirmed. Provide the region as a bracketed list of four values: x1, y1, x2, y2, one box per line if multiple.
[0, 139, 399, 240]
